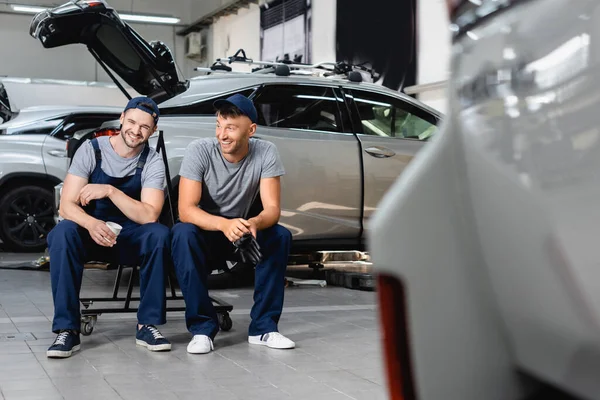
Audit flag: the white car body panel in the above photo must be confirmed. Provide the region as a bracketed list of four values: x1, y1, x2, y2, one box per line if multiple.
[0, 134, 48, 179]
[370, 0, 600, 398]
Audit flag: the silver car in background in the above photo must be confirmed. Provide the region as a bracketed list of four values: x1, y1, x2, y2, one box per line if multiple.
[0, 105, 120, 251]
[19, 0, 442, 256]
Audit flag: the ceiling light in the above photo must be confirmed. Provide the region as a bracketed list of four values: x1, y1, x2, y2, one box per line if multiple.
[11, 4, 47, 13]
[119, 13, 180, 24]
[9, 4, 180, 25]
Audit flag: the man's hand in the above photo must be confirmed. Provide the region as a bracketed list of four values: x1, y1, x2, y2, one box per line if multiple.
[247, 219, 258, 239]
[79, 184, 114, 206]
[87, 219, 117, 247]
[221, 218, 252, 242]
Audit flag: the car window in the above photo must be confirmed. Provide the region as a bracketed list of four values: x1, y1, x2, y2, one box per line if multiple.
[253, 85, 346, 133]
[53, 114, 120, 141]
[0, 117, 62, 135]
[349, 90, 438, 141]
[160, 88, 257, 115]
[96, 25, 141, 72]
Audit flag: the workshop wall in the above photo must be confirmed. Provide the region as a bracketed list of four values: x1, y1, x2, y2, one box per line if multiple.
[197, 0, 449, 112]
[417, 0, 451, 113]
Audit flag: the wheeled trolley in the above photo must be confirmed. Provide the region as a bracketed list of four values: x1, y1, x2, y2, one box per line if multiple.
[78, 263, 233, 336]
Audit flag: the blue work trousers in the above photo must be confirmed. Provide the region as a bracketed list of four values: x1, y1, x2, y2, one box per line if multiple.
[47, 220, 170, 333]
[171, 223, 291, 339]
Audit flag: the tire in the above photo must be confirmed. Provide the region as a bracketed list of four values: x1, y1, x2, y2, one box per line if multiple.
[80, 316, 97, 336]
[81, 322, 94, 336]
[0, 185, 56, 252]
[218, 313, 233, 331]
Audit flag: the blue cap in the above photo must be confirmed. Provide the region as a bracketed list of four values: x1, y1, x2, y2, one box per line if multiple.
[214, 94, 258, 124]
[124, 96, 159, 125]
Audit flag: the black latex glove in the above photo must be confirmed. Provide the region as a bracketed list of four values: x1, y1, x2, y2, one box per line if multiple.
[233, 233, 262, 265]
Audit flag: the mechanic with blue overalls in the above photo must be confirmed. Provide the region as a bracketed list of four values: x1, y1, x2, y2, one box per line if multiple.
[46, 97, 171, 358]
[171, 94, 295, 354]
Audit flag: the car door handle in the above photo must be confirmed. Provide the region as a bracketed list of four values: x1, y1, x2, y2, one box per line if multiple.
[47, 149, 68, 158]
[364, 146, 395, 158]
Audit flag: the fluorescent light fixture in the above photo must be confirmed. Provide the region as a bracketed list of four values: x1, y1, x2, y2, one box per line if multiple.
[11, 4, 47, 13]
[119, 13, 180, 24]
[9, 4, 180, 24]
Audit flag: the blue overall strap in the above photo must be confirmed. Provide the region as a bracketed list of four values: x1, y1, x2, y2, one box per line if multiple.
[135, 145, 150, 176]
[90, 138, 102, 165]
[90, 138, 102, 168]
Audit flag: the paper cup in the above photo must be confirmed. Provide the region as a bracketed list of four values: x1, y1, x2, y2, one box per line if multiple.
[106, 222, 122, 236]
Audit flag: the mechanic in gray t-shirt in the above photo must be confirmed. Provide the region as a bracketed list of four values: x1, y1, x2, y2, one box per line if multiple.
[46, 97, 172, 358]
[171, 94, 295, 354]
[69, 136, 165, 191]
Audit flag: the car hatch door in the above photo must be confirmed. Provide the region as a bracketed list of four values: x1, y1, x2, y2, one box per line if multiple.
[29, 0, 188, 103]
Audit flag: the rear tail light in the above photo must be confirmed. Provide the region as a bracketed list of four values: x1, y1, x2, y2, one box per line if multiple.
[77, 0, 106, 8]
[377, 273, 417, 400]
[65, 128, 121, 153]
[93, 128, 119, 138]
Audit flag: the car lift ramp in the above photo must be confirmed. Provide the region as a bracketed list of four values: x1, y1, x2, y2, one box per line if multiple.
[286, 251, 375, 291]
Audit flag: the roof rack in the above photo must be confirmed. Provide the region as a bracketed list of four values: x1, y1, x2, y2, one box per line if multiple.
[194, 49, 379, 83]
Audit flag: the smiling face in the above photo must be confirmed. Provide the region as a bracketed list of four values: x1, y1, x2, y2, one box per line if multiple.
[119, 108, 157, 149]
[215, 106, 256, 160]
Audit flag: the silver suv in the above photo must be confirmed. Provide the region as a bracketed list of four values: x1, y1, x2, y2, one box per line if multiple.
[8, 0, 441, 254]
[0, 105, 121, 252]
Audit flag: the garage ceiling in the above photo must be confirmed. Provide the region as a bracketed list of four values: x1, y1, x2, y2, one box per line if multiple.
[0, 0, 262, 27]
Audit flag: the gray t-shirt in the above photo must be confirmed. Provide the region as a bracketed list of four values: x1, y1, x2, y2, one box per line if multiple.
[69, 136, 165, 190]
[179, 137, 285, 218]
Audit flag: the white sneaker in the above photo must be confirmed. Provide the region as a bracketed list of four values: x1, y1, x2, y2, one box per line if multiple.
[187, 335, 214, 354]
[248, 332, 295, 349]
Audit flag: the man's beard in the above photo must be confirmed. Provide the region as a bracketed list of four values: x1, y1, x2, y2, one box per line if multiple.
[121, 130, 145, 149]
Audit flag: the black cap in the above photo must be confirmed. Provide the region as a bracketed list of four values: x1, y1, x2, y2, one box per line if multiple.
[124, 96, 159, 125]
[214, 94, 258, 124]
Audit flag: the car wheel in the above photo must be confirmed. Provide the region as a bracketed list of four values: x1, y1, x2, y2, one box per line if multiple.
[0, 185, 56, 252]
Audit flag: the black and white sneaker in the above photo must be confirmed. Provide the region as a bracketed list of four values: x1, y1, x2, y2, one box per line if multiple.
[47, 330, 81, 358]
[136, 325, 171, 351]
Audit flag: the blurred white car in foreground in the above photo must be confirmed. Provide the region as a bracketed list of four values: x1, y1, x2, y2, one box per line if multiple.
[371, 0, 600, 399]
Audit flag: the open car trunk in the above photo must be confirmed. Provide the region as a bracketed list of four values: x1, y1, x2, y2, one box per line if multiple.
[30, 0, 188, 103]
